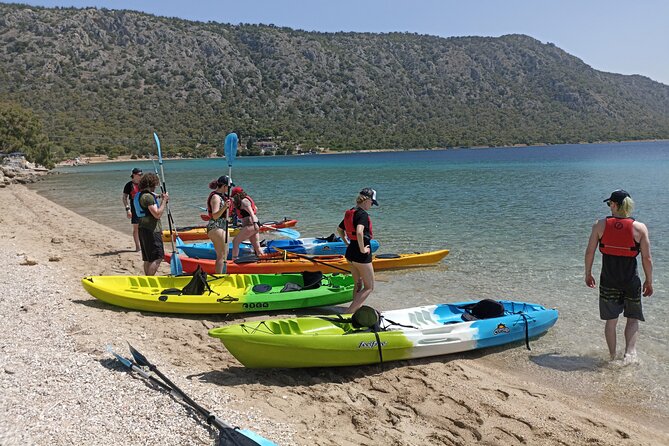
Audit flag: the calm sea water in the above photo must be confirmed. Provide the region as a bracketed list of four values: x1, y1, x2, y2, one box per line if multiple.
[33, 141, 668, 416]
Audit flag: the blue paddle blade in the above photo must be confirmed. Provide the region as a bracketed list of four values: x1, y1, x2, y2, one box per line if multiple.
[235, 429, 278, 446]
[170, 251, 183, 275]
[224, 133, 238, 167]
[153, 132, 163, 163]
[273, 228, 300, 239]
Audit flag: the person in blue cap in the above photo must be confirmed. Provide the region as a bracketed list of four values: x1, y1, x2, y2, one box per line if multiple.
[584, 189, 653, 364]
[337, 188, 378, 313]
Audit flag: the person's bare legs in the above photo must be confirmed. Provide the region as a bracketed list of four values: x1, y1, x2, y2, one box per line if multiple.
[623, 318, 640, 363]
[232, 226, 257, 258]
[143, 259, 162, 276]
[132, 223, 140, 251]
[604, 318, 618, 360]
[248, 229, 262, 256]
[209, 228, 229, 274]
[346, 261, 374, 313]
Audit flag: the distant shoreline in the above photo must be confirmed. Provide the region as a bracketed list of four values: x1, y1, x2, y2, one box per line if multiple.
[55, 138, 669, 167]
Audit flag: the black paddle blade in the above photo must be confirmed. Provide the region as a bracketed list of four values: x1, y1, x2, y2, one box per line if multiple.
[127, 343, 152, 368]
[218, 427, 266, 446]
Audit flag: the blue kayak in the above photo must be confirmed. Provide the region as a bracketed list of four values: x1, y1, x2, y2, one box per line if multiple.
[177, 236, 380, 260]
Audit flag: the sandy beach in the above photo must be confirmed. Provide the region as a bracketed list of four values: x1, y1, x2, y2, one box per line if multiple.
[1, 184, 668, 446]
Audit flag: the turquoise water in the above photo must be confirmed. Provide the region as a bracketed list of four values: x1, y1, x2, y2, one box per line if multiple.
[33, 141, 668, 415]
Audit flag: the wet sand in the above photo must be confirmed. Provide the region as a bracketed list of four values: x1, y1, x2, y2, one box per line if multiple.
[1, 184, 667, 445]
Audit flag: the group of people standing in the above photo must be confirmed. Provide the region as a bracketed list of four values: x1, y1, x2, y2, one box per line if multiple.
[205, 175, 262, 273]
[122, 167, 380, 314]
[124, 168, 653, 361]
[122, 168, 263, 276]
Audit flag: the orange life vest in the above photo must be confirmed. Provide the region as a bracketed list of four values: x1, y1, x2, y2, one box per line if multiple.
[599, 217, 639, 257]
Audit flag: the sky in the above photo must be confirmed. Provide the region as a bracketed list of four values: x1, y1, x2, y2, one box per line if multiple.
[3, 0, 668, 85]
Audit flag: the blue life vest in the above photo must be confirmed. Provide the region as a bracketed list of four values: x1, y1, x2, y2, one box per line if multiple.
[134, 191, 160, 218]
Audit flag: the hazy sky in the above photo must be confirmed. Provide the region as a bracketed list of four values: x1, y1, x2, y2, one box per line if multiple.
[4, 0, 668, 85]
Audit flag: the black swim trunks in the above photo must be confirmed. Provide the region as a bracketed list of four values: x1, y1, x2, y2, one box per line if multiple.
[138, 228, 165, 262]
[599, 276, 644, 321]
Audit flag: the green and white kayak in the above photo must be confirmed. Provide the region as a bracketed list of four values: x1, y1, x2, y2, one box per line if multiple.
[208, 300, 558, 368]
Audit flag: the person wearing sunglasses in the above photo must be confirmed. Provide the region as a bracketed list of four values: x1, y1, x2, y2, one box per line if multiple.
[584, 189, 653, 364]
[122, 167, 143, 251]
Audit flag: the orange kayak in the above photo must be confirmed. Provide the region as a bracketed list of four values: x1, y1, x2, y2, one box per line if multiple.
[162, 219, 298, 242]
[165, 249, 449, 274]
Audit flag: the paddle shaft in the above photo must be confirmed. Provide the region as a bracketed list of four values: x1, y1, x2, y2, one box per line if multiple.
[127, 346, 235, 433]
[273, 247, 351, 274]
[222, 133, 238, 274]
[111, 347, 273, 445]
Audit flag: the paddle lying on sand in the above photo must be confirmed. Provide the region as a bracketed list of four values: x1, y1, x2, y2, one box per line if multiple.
[271, 247, 351, 274]
[222, 132, 238, 274]
[110, 344, 277, 446]
[154, 132, 183, 275]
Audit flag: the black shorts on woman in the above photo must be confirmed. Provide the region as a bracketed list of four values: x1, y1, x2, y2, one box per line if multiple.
[345, 242, 372, 264]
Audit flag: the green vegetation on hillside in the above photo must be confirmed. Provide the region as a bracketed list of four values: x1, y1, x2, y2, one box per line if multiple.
[1, 3, 668, 161]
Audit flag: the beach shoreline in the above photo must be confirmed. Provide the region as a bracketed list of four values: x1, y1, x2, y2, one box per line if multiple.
[1, 184, 667, 445]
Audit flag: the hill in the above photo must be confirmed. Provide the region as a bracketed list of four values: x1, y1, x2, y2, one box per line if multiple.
[1, 3, 668, 159]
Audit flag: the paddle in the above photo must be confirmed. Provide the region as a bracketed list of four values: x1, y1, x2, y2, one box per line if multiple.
[153, 132, 183, 275]
[111, 345, 276, 446]
[261, 226, 300, 239]
[222, 132, 238, 274]
[272, 247, 351, 274]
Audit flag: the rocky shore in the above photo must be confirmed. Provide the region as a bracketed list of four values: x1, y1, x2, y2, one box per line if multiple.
[0, 155, 49, 186]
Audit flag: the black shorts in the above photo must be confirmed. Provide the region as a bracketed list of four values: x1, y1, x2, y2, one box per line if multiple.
[138, 228, 164, 262]
[599, 276, 644, 321]
[345, 243, 372, 264]
[130, 206, 139, 224]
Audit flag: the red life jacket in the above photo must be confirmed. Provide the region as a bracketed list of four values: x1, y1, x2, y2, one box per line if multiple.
[232, 195, 258, 219]
[130, 182, 140, 198]
[599, 217, 639, 257]
[207, 191, 226, 218]
[344, 208, 373, 241]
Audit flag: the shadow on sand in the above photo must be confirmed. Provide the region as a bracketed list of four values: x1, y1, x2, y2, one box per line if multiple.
[530, 352, 604, 372]
[92, 249, 139, 257]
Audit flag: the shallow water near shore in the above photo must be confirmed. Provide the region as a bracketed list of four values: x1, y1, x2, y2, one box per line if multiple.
[33, 141, 669, 422]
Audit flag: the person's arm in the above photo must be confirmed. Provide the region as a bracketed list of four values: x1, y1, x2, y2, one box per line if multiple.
[584, 220, 602, 288]
[636, 222, 653, 297]
[356, 224, 370, 254]
[336, 223, 347, 245]
[122, 193, 132, 219]
[242, 198, 259, 228]
[148, 192, 168, 219]
[211, 195, 228, 219]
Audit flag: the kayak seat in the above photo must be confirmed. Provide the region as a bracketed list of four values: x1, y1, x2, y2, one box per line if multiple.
[461, 299, 505, 321]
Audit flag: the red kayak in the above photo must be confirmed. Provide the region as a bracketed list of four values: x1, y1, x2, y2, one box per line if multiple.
[163, 218, 298, 242]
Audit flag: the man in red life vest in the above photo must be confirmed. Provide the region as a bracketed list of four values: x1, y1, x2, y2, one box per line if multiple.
[122, 167, 143, 251]
[585, 189, 653, 364]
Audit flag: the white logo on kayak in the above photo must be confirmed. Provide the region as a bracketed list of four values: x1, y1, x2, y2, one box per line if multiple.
[358, 340, 387, 349]
[493, 323, 510, 335]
